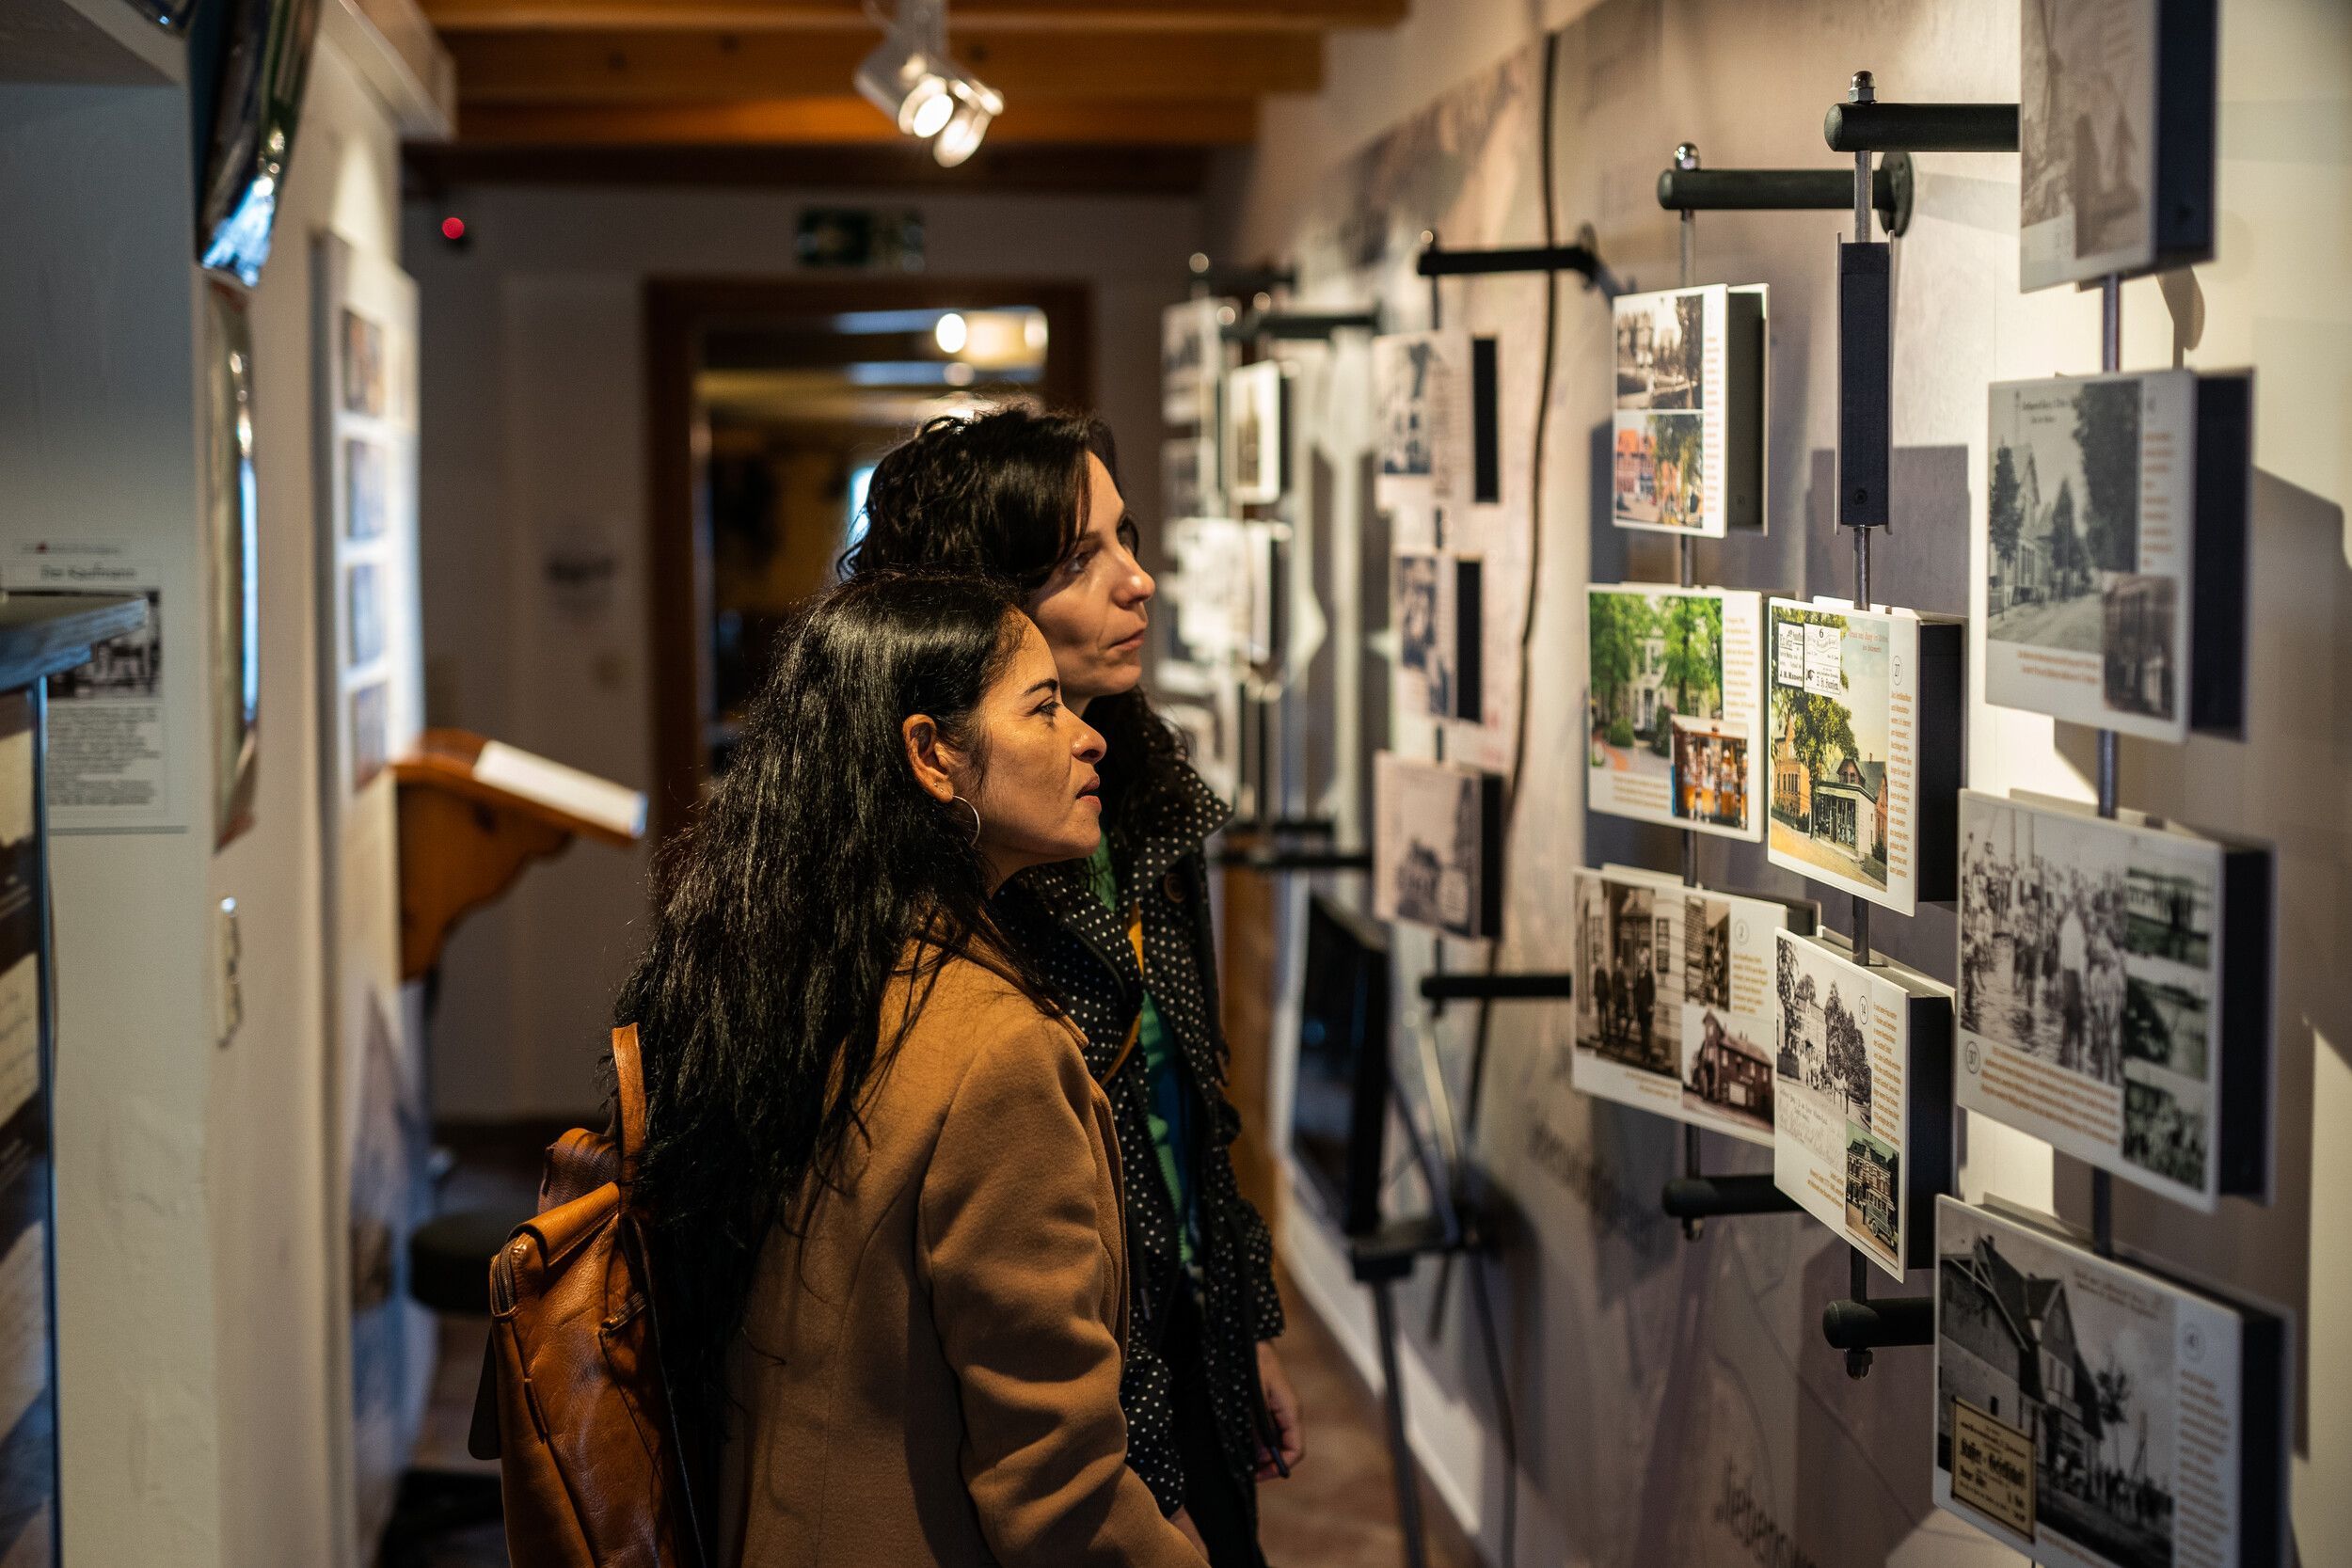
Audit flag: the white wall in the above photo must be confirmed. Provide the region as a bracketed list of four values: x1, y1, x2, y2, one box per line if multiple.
[1211, 1, 2352, 1564]
[0, 20, 417, 1566]
[405, 182, 1205, 1118]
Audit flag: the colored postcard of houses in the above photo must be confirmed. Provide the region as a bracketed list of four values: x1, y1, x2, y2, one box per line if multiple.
[1568, 864, 1806, 1147]
[1586, 584, 1764, 842]
[1611, 284, 1765, 535]
[1765, 597, 1923, 914]
[1958, 789, 2242, 1212]
[1772, 929, 1945, 1280]
[1985, 371, 2195, 742]
[1934, 1196, 2266, 1568]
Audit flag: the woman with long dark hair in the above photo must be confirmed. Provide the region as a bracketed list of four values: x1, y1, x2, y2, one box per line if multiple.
[619, 572, 1202, 1567]
[847, 407, 1302, 1568]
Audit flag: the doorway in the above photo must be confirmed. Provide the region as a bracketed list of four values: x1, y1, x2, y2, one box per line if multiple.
[644, 278, 1092, 840]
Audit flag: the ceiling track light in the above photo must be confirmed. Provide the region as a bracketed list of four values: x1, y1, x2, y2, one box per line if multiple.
[854, 0, 1003, 166]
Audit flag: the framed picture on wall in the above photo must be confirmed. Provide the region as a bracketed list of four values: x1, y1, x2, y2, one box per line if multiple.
[2019, 0, 2217, 292]
[1224, 360, 1285, 506]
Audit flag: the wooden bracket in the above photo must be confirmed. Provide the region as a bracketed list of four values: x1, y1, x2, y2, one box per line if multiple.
[392, 729, 645, 981]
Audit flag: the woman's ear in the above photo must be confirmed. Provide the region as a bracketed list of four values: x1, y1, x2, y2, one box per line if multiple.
[902, 714, 960, 804]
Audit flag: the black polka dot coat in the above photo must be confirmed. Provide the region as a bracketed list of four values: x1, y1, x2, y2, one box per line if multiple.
[994, 757, 1286, 1526]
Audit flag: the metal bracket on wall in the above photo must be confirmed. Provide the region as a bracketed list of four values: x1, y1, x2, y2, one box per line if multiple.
[1655, 152, 1916, 237]
[1822, 99, 2020, 153]
[1416, 973, 1576, 1016]
[1660, 1174, 1802, 1223]
[1416, 222, 1627, 299]
[1186, 253, 1296, 299]
[1222, 305, 1381, 342]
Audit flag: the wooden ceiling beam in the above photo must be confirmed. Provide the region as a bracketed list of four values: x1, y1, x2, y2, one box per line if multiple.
[422, 0, 1406, 34]
[455, 95, 1257, 145]
[448, 27, 1321, 103]
[404, 139, 1212, 191]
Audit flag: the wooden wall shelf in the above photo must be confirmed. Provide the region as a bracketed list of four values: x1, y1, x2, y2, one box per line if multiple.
[392, 728, 645, 980]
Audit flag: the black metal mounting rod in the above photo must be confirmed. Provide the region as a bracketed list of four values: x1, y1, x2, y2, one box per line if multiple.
[1224, 307, 1380, 342]
[1223, 815, 1336, 838]
[1187, 255, 1295, 296]
[1418, 972, 1575, 1004]
[1212, 847, 1371, 873]
[1416, 223, 1626, 298]
[1660, 1175, 1802, 1222]
[1655, 154, 1915, 237]
[1823, 100, 2018, 153]
[1821, 1294, 1934, 1354]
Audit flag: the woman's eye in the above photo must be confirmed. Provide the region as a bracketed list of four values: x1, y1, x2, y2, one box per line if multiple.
[1067, 551, 1093, 576]
[1036, 699, 1060, 719]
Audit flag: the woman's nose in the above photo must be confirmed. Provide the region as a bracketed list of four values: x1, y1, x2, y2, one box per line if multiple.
[1073, 721, 1106, 765]
[1120, 560, 1155, 606]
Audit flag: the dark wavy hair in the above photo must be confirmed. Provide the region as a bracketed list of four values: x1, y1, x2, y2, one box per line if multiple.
[614, 570, 1051, 1438]
[843, 404, 1189, 841]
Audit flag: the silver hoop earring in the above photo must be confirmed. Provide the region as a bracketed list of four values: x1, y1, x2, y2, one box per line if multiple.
[948, 794, 982, 847]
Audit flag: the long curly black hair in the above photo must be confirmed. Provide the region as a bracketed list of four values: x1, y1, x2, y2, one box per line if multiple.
[843, 404, 1190, 847]
[614, 570, 1054, 1440]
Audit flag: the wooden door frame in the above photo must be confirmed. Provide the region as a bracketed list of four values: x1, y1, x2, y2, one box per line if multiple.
[644, 277, 1094, 845]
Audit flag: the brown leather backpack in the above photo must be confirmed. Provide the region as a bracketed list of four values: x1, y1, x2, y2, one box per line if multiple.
[473, 1024, 707, 1567]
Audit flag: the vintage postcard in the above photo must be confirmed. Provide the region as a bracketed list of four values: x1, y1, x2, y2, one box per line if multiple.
[1959, 789, 2272, 1211]
[1986, 371, 2197, 741]
[1373, 751, 1502, 941]
[1934, 1196, 2286, 1568]
[1773, 928, 1953, 1280]
[1611, 284, 1765, 536]
[1766, 598, 1926, 913]
[1587, 585, 1764, 841]
[1569, 863, 1811, 1146]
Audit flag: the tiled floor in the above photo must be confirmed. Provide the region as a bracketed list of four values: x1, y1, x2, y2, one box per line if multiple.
[402, 1133, 1478, 1567]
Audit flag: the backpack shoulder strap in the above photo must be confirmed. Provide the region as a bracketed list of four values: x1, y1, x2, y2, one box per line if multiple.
[611, 1023, 649, 1187]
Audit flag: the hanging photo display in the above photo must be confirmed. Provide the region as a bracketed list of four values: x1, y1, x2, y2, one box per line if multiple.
[1394, 551, 1483, 723]
[1933, 1197, 2289, 1568]
[1772, 928, 1954, 1280]
[1373, 330, 1499, 512]
[1224, 360, 1286, 506]
[1610, 284, 1767, 536]
[1569, 863, 1815, 1146]
[1161, 296, 1227, 427]
[1161, 432, 1217, 524]
[1372, 751, 1504, 942]
[1765, 597, 1963, 914]
[2019, 0, 2218, 293]
[1164, 515, 1254, 672]
[1958, 789, 2273, 1212]
[1985, 369, 2250, 741]
[1586, 584, 1764, 841]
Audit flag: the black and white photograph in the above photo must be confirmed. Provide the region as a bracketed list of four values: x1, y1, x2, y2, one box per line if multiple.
[48, 590, 163, 702]
[1986, 372, 2199, 740]
[1772, 928, 1945, 1278]
[350, 681, 389, 793]
[1160, 296, 1223, 426]
[1958, 790, 2232, 1208]
[1614, 289, 1705, 411]
[1373, 752, 1502, 941]
[1375, 334, 1437, 477]
[347, 562, 385, 670]
[1570, 866, 1797, 1146]
[1160, 434, 1213, 524]
[1224, 360, 1283, 505]
[346, 436, 389, 541]
[1937, 1201, 2178, 1568]
[1395, 551, 1478, 722]
[342, 305, 387, 418]
[2020, 0, 2159, 290]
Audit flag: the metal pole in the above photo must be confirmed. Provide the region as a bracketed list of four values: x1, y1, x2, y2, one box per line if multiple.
[1848, 71, 1877, 971]
[2091, 270, 2122, 1259]
[1372, 1280, 1432, 1568]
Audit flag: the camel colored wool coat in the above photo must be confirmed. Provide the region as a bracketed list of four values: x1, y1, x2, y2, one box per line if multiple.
[718, 950, 1205, 1568]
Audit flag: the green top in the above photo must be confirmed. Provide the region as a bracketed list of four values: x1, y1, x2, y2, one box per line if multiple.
[1085, 839, 1200, 1273]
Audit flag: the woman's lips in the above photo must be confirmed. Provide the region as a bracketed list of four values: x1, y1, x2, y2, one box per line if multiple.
[1110, 625, 1147, 652]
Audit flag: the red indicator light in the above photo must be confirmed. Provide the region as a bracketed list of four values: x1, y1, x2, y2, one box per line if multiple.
[440, 215, 467, 242]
